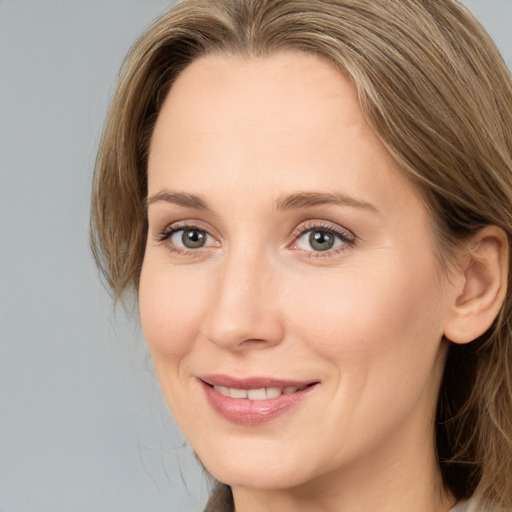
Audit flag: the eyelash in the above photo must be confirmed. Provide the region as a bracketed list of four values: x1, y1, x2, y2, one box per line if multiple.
[155, 222, 215, 257]
[290, 221, 355, 258]
[155, 220, 356, 258]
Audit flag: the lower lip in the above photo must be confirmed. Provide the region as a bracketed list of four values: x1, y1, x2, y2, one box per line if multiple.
[201, 382, 317, 425]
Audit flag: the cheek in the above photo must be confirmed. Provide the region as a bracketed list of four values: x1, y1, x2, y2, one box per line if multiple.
[282, 258, 449, 460]
[138, 260, 215, 429]
[139, 261, 209, 361]
[288, 256, 448, 384]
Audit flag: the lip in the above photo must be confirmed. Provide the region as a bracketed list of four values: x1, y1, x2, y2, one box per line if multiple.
[199, 374, 319, 425]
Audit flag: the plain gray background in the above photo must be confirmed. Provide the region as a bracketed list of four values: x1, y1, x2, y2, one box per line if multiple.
[1, 1, 511, 511]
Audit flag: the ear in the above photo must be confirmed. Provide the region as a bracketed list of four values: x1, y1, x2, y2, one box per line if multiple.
[444, 226, 508, 344]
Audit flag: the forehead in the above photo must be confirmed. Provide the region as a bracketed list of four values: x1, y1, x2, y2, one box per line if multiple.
[159, 51, 363, 122]
[148, 51, 427, 230]
[151, 52, 364, 153]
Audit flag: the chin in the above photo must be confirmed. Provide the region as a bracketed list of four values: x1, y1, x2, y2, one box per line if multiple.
[209, 466, 308, 491]
[196, 441, 317, 491]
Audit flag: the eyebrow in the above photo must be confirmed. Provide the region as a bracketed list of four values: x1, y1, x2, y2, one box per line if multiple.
[146, 190, 211, 211]
[275, 192, 377, 212]
[147, 189, 377, 214]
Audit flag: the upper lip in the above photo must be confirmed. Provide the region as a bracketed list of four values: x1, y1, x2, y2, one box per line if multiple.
[199, 374, 319, 389]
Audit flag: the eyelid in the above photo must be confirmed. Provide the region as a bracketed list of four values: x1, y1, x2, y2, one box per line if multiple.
[155, 218, 216, 239]
[154, 219, 221, 255]
[288, 220, 356, 256]
[152, 218, 355, 258]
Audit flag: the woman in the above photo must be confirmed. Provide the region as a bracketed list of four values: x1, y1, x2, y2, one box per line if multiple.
[90, 0, 512, 510]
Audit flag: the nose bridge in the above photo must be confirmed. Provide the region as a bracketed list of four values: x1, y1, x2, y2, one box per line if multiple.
[204, 242, 282, 349]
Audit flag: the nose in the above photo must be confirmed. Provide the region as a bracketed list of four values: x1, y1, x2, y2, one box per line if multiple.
[202, 249, 285, 351]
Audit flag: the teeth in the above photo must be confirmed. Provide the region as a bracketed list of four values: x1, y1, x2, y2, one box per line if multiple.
[247, 388, 266, 400]
[213, 385, 302, 400]
[217, 386, 230, 396]
[230, 388, 248, 399]
[265, 387, 281, 399]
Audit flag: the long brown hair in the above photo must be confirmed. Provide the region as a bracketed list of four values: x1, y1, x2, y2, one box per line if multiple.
[90, 1, 512, 509]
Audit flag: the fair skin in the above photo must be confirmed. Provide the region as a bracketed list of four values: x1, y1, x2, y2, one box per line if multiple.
[139, 52, 504, 512]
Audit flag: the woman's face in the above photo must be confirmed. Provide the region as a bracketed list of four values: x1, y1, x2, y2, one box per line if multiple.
[140, 52, 459, 494]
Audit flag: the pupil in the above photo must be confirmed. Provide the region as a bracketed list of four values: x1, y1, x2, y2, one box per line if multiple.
[182, 229, 206, 248]
[309, 231, 334, 251]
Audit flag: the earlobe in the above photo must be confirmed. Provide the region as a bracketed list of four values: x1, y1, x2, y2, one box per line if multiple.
[444, 226, 508, 345]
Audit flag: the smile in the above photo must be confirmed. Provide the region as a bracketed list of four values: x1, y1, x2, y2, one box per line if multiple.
[199, 375, 319, 424]
[213, 385, 308, 400]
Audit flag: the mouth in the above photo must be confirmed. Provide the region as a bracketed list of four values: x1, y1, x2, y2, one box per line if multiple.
[199, 375, 319, 424]
[205, 382, 313, 400]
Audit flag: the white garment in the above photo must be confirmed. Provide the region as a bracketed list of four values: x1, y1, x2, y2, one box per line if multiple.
[450, 498, 500, 512]
[450, 501, 476, 512]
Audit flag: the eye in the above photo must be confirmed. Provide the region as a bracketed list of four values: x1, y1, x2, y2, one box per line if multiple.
[291, 223, 355, 255]
[171, 228, 210, 249]
[296, 229, 344, 252]
[156, 223, 219, 254]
